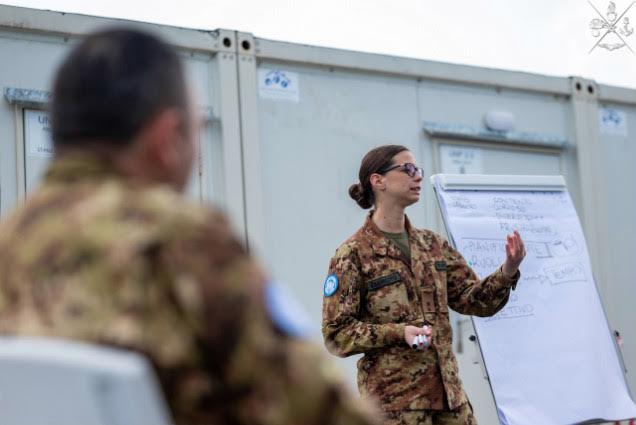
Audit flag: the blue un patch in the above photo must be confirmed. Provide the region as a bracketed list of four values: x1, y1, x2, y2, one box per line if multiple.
[323, 274, 339, 297]
[264, 281, 313, 339]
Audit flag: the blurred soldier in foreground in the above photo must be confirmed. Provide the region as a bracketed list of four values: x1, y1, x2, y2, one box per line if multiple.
[0, 28, 378, 425]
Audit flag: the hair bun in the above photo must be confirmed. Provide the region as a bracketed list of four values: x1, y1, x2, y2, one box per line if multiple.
[348, 183, 363, 201]
[349, 182, 372, 209]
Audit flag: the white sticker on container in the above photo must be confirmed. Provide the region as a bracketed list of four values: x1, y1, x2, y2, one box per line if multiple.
[24, 109, 54, 157]
[599, 107, 628, 137]
[258, 69, 299, 102]
[439, 145, 483, 174]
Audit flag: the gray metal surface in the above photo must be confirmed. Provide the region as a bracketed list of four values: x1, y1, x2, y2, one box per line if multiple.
[0, 5, 247, 241]
[423, 121, 568, 149]
[596, 100, 636, 400]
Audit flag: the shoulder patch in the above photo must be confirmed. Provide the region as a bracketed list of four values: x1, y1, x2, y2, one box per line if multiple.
[323, 274, 339, 297]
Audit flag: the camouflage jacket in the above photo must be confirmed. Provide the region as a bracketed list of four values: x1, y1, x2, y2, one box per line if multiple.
[322, 212, 519, 412]
[0, 153, 379, 425]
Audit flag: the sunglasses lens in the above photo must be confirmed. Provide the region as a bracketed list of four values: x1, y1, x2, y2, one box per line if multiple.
[405, 164, 414, 177]
[404, 163, 420, 177]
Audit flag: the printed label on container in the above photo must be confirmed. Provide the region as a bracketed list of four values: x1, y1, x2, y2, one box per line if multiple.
[25, 109, 54, 158]
[258, 69, 300, 102]
[440, 145, 483, 174]
[599, 107, 628, 137]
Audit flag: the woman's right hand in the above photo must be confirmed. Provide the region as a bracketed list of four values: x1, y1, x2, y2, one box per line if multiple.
[405, 325, 432, 349]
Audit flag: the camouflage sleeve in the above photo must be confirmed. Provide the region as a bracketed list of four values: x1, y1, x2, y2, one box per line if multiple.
[165, 210, 379, 425]
[322, 245, 406, 357]
[439, 236, 520, 317]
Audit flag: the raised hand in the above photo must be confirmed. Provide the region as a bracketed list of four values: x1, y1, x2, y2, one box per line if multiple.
[502, 230, 526, 278]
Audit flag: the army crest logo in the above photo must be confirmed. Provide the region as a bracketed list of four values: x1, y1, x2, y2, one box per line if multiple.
[589, 1, 635, 52]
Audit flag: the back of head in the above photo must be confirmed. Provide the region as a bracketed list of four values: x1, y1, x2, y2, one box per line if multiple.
[51, 28, 188, 149]
[349, 144, 409, 209]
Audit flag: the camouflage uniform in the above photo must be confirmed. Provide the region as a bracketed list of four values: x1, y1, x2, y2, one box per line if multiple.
[0, 153, 380, 425]
[384, 402, 475, 425]
[322, 212, 519, 423]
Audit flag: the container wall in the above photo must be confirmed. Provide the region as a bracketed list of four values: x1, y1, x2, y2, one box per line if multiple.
[596, 100, 636, 397]
[0, 8, 246, 239]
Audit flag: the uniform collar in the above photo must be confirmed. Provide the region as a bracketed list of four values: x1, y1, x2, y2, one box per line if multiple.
[362, 210, 414, 261]
[361, 210, 437, 263]
[44, 151, 125, 184]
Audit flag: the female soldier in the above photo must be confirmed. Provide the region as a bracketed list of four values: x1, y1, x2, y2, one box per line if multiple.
[322, 145, 525, 425]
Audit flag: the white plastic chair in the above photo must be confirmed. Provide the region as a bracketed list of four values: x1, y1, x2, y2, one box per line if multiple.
[0, 336, 174, 425]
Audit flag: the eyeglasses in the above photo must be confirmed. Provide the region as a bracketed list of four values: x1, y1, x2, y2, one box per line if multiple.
[378, 162, 423, 178]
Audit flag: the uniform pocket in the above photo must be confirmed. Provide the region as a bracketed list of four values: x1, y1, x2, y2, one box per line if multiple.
[424, 260, 449, 313]
[365, 272, 411, 323]
[367, 272, 401, 291]
[366, 347, 443, 410]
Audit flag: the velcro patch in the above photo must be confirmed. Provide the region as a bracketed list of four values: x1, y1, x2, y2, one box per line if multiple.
[435, 261, 447, 271]
[368, 272, 401, 291]
[323, 274, 339, 297]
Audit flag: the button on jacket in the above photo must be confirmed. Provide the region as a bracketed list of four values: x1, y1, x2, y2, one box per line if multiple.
[322, 212, 519, 412]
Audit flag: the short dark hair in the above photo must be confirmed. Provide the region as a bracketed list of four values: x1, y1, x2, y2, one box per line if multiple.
[51, 27, 188, 148]
[349, 144, 409, 209]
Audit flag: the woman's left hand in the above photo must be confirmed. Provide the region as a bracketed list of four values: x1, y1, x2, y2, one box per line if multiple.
[502, 230, 526, 278]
